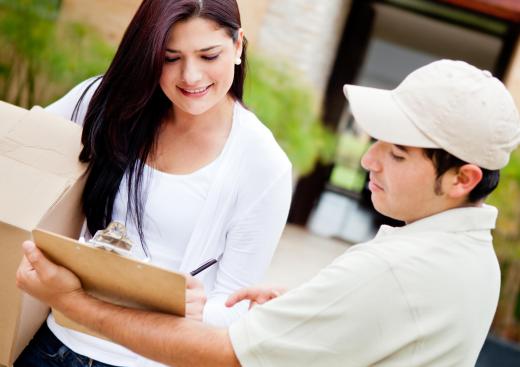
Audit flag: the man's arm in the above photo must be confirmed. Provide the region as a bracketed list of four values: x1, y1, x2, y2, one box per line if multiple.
[16, 241, 241, 367]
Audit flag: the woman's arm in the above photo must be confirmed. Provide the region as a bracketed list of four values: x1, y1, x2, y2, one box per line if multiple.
[203, 168, 292, 326]
[45, 77, 101, 124]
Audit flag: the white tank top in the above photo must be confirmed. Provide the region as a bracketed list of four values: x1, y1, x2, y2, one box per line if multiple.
[47, 156, 220, 367]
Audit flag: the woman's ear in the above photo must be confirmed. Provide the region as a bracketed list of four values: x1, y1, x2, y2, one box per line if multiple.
[235, 28, 244, 59]
[446, 164, 483, 200]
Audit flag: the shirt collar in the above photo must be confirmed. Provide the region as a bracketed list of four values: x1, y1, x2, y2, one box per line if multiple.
[375, 204, 498, 239]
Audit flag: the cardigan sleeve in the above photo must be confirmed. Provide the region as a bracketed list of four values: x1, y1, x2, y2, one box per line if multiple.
[202, 166, 293, 327]
[45, 77, 101, 125]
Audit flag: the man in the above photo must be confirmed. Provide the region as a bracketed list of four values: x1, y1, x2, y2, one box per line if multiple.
[17, 59, 520, 366]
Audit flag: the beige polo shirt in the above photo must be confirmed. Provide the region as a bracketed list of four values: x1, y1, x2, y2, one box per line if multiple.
[229, 205, 500, 367]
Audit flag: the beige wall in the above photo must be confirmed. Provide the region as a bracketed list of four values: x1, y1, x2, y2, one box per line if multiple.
[61, 0, 351, 103]
[237, 0, 271, 47]
[61, 0, 141, 45]
[62, 0, 270, 47]
[256, 0, 352, 100]
[505, 40, 520, 110]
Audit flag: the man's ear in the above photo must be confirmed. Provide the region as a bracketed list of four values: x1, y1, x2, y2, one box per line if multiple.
[446, 164, 483, 199]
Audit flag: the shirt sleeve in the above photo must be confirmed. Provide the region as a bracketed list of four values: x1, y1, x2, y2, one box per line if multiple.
[228, 247, 417, 367]
[45, 77, 101, 125]
[202, 167, 293, 327]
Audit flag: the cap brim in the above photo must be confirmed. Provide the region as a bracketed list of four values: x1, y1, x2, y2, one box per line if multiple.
[343, 84, 438, 148]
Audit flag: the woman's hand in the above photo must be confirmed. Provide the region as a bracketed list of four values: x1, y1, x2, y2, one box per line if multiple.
[185, 275, 207, 321]
[16, 241, 83, 310]
[225, 285, 286, 310]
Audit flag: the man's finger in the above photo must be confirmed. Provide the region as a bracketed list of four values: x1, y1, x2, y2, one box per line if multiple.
[226, 286, 285, 308]
[22, 241, 57, 281]
[225, 288, 258, 307]
[16, 255, 35, 290]
[22, 241, 38, 262]
[17, 254, 32, 273]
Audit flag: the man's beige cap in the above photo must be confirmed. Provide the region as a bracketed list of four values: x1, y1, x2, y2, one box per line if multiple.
[343, 59, 520, 170]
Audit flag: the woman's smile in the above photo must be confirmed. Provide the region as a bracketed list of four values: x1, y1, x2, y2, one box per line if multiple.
[177, 84, 213, 97]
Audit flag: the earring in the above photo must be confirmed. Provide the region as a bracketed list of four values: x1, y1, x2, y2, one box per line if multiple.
[235, 57, 242, 65]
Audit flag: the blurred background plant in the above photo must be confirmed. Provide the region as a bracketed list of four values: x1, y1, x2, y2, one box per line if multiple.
[244, 55, 336, 175]
[488, 149, 520, 343]
[0, 0, 114, 108]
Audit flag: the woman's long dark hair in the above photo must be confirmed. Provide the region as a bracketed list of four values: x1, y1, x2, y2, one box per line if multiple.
[75, 0, 248, 250]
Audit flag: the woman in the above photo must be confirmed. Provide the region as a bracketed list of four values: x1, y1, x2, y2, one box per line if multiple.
[15, 0, 292, 366]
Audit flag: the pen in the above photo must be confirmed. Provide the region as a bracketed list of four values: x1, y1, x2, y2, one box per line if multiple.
[190, 258, 218, 276]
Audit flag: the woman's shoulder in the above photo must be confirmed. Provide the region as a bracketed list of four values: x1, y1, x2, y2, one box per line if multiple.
[233, 103, 292, 186]
[234, 103, 291, 169]
[45, 76, 102, 125]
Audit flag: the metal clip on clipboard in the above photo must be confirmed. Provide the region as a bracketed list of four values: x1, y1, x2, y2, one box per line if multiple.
[88, 221, 135, 258]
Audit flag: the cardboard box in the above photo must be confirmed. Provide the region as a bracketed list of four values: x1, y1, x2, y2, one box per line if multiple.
[0, 101, 86, 366]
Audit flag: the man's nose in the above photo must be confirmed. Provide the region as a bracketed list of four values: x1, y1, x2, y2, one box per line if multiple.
[361, 141, 382, 172]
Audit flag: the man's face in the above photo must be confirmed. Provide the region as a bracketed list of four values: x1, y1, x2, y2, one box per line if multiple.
[361, 141, 450, 223]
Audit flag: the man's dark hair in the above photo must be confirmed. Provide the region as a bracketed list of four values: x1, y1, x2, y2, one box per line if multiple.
[423, 149, 500, 203]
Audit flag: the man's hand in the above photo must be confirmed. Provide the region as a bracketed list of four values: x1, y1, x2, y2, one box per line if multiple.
[16, 241, 83, 309]
[225, 285, 286, 309]
[185, 275, 206, 321]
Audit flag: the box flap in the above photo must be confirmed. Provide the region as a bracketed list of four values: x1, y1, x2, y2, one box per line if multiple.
[1, 106, 84, 179]
[0, 156, 72, 231]
[37, 175, 86, 239]
[0, 102, 86, 231]
[0, 101, 27, 136]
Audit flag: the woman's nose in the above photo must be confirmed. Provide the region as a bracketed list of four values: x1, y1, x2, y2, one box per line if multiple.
[182, 62, 202, 85]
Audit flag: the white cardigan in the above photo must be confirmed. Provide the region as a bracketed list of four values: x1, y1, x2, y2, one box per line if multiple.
[45, 78, 292, 366]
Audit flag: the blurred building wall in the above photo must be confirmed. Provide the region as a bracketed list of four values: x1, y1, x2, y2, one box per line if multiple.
[61, 0, 520, 109]
[255, 0, 352, 99]
[61, 0, 271, 47]
[61, 0, 142, 45]
[506, 41, 520, 109]
[237, 0, 271, 47]
[61, 0, 351, 101]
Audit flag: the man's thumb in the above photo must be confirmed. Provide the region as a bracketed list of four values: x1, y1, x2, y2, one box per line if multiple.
[22, 241, 46, 270]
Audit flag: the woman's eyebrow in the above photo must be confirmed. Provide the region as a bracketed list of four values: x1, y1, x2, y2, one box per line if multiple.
[165, 45, 222, 53]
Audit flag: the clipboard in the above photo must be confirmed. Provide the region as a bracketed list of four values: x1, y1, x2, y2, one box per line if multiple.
[32, 229, 186, 339]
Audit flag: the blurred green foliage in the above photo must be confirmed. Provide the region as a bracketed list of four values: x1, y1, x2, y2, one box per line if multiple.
[244, 55, 336, 175]
[488, 149, 520, 342]
[490, 149, 520, 252]
[0, 0, 114, 107]
[330, 133, 369, 192]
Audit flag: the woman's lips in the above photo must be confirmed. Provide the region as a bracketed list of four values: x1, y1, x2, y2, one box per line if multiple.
[177, 84, 212, 97]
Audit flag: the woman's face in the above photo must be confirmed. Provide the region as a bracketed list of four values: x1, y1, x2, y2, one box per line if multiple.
[160, 17, 243, 116]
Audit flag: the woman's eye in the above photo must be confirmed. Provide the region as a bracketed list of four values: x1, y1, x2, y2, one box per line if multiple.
[202, 54, 219, 61]
[165, 57, 180, 63]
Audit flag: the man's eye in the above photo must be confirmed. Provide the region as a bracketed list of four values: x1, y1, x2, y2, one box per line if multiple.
[165, 57, 180, 63]
[390, 152, 405, 161]
[202, 54, 219, 61]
